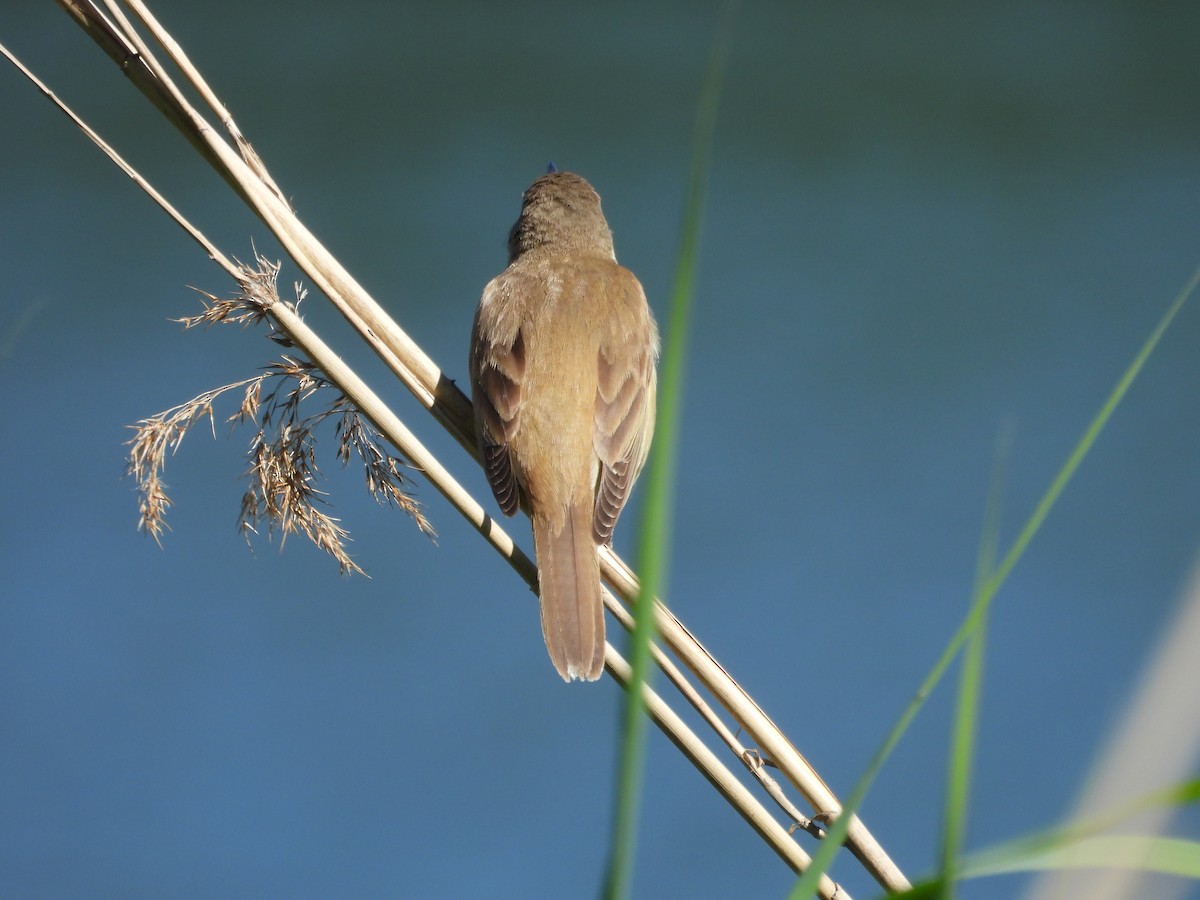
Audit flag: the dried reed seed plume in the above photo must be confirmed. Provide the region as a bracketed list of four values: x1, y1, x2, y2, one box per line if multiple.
[239, 399, 366, 576]
[127, 377, 258, 544]
[334, 402, 435, 536]
[176, 254, 300, 336]
[127, 258, 431, 575]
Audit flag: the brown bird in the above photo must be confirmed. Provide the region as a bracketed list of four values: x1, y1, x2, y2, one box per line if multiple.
[469, 171, 659, 682]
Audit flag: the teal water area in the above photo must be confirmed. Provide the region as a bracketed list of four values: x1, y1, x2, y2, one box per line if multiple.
[3, 3, 1199, 897]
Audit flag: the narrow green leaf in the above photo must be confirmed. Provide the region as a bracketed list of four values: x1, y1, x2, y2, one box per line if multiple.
[960, 777, 1200, 878]
[938, 427, 1009, 895]
[964, 835, 1200, 879]
[603, 4, 736, 898]
[788, 268, 1200, 898]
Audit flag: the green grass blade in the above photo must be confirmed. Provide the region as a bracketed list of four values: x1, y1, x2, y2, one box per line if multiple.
[938, 427, 1010, 895]
[603, 4, 736, 898]
[939, 622, 987, 898]
[890, 779, 1200, 894]
[788, 268, 1200, 898]
[959, 777, 1200, 878]
[987, 264, 1200, 593]
[900, 832, 1200, 896]
[965, 834, 1200, 879]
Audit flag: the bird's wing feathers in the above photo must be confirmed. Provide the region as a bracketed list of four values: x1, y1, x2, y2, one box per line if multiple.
[471, 279, 526, 517]
[593, 270, 659, 544]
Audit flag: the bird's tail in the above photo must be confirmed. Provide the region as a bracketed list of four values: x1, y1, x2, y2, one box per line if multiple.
[532, 503, 605, 682]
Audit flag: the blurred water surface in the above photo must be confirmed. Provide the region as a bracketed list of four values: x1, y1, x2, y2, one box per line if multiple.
[2, 3, 1199, 898]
